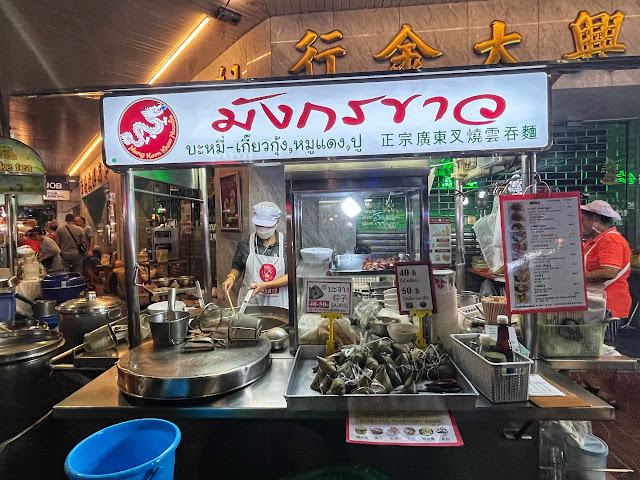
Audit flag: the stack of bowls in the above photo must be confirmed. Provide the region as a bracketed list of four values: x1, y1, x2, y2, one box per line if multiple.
[383, 288, 399, 313]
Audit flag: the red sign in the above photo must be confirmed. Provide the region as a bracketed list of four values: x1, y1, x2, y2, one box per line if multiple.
[118, 98, 178, 161]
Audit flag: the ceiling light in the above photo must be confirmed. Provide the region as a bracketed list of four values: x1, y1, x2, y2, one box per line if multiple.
[463, 197, 469, 206]
[341, 196, 363, 218]
[68, 15, 210, 175]
[68, 136, 102, 176]
[148, 16, 210, 84]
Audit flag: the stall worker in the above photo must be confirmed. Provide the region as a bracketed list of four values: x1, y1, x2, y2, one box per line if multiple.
[44, 220, 59, 243]
[220, 201, 288, 307]
[581, 200, 631, 407]
[56, 213, 86, 273]
[19, 219, 40, 253]
[581, 200, 632, 339]
[27, 228, 64, 274]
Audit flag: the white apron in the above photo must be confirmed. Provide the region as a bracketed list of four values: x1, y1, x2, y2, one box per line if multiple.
[238, 232, 288, 308]
[583, 229, 631, 301]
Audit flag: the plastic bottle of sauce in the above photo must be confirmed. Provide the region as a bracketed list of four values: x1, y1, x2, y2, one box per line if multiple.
[496, 315, 514, 362]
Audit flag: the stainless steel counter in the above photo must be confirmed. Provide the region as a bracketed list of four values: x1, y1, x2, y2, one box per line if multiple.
[543, 354, 638, 372]
[53, 356, 614, 421]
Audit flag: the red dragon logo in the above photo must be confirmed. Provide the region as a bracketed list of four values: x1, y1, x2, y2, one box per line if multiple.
[259, 264, 277, 282]
[119, 98, 178, 161]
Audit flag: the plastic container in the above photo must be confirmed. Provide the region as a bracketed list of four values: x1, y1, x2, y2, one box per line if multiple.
[65, 418, 181, 480]
[0, 292, 16, 323]
[565, 434, 608, 480]
[40, 314, 58, 329]
[41, 273, 85, 305]
[451, 333, 532, 403]
[538, 321, 607, 358]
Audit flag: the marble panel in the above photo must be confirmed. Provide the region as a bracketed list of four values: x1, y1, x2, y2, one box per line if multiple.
[538, 21, 578, 61]
[246, 54, 273, 78]
[338, 33, 399, 73]
[333, 8, 400, 37]
[226, 37, 248, 73]
[412, 28, 471, 67]
[539, 0, 613, 23]
[467, 0, 538, 28]
[611, 69, 640, 86]
[614, 0, 640, 16]
[271, 12, 334, 43]
[271, 41, 306, 77]
[616, 13, 640, 55]
[300, 196, 356, 254]
[399, 2, 468, 32]
[246, 18, 271, 60]
[468, 23, 539, 64]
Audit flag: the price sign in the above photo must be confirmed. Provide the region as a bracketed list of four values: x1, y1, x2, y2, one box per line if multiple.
[304, 279, 353, 315]
[394, 261, 437, 315]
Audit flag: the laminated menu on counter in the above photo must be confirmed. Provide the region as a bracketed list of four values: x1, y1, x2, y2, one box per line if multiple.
[500, 192, 587, 313]
[347, 411, 463, 446]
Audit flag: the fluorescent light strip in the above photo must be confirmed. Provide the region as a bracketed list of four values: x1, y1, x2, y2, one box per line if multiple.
[148, 16, 210, 84]
[68, 15, 210, 174]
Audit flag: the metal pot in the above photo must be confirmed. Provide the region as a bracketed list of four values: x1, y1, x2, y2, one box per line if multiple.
[56, 291, 124, 348]
[0, 330, 64, 443]
[148, 310, 190, 347]
[33, 299, 57, 318]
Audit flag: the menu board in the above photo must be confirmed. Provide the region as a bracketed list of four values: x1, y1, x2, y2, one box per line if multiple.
[303, 279, 353, 315]
[395, 262, 437, 314]
[500, 192, 587, 313]
[356, 195, 406, 231]
[347, 411, 463, 446]
[429, 218, 452, 266]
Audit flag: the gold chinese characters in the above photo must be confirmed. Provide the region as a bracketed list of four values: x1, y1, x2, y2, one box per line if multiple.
[374, 24, 442, 70]
[289, 30, 346, 75]
[564, 10, 626, 59]
[474, 21, 522, 64]
[216, 65, 241, 80]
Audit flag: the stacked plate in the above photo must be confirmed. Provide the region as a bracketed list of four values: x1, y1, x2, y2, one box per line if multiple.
[383, 288, 399, 313]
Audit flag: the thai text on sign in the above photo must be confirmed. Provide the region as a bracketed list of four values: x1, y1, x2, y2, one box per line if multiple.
[304, 279, 353, 315]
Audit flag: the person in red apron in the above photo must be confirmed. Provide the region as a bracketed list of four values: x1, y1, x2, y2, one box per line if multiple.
[220, 201, 288, 308]
[580, 200, 631, 407]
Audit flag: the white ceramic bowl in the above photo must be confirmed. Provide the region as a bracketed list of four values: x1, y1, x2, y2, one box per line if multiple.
[300, 248, 333, 263]
[387, 322, 419, 344]
[147, 301, 187, 313]
[383, 288, 397, 296]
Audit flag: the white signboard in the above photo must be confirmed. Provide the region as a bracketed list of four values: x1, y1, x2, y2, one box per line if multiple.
[304, 279, 352, 315]
[101, 71, 549, 168]
[500, 192, 587, 313]
[395, 262, 436, 314]
[44, 190, 69, 200]
[347, 411, 463, 447]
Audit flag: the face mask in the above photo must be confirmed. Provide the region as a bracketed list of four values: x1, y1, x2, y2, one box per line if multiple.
[256, 226, 276, 239]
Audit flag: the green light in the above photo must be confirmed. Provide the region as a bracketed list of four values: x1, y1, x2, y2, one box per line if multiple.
[616, 170, 636, 185]
[442, 177, 454, 189]
[465, 181, 478, 188]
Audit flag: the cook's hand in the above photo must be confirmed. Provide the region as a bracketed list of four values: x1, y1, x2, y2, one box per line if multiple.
[87, 251, 93, 257]
[250, 282, 265, 297]
[220, 276, 234, 297]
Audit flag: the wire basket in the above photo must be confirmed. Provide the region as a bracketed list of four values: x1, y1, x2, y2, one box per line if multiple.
[538, 321, 606, 358]
[451, 333, 532, 403]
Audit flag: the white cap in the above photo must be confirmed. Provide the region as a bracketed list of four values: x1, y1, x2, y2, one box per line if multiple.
[580, 200, 621, 222]
[497, 315, 509, 325]
[252, 201, 282, 227]
[479, 334, 492, 345]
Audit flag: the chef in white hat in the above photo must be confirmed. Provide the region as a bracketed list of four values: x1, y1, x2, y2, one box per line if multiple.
[220, 201, 289, 308]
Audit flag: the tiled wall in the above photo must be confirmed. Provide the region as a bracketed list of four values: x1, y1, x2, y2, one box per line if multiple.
[430, 120, 639, 249]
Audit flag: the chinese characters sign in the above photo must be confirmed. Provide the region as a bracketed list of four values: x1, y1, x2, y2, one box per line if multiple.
[102, 71, 550, 168]
[304, 279, 352, 315]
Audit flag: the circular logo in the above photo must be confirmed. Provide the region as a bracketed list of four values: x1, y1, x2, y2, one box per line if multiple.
[118, 98, 178, 161]
[259, 264, 277, 282]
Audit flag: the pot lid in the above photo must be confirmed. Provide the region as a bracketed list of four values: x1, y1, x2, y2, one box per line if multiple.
[0, 276, 20, 289]
[56, 293, 123, 314]
[0, 330, 64, 364]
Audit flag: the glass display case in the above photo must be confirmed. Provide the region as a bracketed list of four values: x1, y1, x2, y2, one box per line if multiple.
[286, 173, 430, 350]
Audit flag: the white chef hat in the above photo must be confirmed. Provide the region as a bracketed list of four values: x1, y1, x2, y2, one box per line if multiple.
[252, 201, 282, 227]
[580, 200, 621, 222]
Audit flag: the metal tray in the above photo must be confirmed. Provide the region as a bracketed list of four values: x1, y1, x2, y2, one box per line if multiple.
[331, 254, 400, 274]
[285, 345, 478, 411]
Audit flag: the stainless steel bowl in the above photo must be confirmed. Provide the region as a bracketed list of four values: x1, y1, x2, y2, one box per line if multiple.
[370, 317, 395, 337]
[155, 277, 173, 288]
[176, 275, 194, 287]
[148, 310, 190, 347]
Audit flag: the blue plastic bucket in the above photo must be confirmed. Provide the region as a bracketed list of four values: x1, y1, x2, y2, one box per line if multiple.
[65, 419, 181, 480]
[0, 292, 16, 323]
[41, 273, 85, 305]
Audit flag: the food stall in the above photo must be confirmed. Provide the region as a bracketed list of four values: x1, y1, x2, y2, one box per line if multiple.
[48, 60, 640, 479]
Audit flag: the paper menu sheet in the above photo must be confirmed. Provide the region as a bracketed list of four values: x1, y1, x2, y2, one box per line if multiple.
[347, 411, 463, 446]
[500, 193, 587, 313]
[528, 374, 566, 397]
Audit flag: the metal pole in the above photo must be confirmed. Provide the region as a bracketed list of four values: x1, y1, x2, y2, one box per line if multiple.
[122, 169, 141, 349]
[199, 167, 213, 304]
[5, 194, 17, 275]
[454, 178, 465, 291]
[521, 152, 539, 373]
